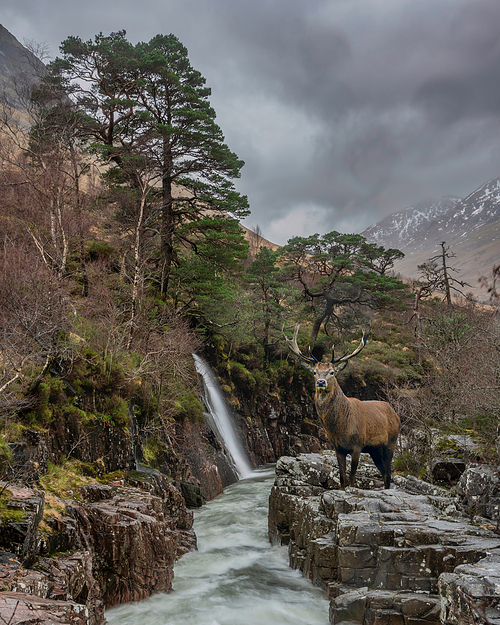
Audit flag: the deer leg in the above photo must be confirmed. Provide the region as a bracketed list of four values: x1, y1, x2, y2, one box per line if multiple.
[336, 450, 347, 488]
[382, 447, 394, 489]
[350, 449, 360, 487]
[368, 448, 386, 484]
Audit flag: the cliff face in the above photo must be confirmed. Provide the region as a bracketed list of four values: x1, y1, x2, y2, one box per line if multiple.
[0, 473, 196, 624]
[0, 377, 327, 624]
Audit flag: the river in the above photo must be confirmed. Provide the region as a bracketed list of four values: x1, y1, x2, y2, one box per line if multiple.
[105, 465, 329, 625]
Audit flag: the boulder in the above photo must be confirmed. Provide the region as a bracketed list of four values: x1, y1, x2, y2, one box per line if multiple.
[456, 465, 500, 521]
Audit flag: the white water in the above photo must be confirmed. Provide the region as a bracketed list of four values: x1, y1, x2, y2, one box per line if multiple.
[106, 466, 329, 625]
[193, 354, 253, 479]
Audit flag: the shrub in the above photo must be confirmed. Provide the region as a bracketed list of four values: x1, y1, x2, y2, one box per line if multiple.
[174, 392, 204, 423]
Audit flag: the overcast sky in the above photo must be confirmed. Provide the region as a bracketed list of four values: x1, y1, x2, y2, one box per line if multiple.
[3, 0, 500, 244]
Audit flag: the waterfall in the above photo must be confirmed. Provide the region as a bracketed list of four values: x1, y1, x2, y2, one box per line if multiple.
[193, 354, 253, 479]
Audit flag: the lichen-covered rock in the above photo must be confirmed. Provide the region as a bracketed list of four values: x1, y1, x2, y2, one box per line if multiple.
[456, 465, 500, 521]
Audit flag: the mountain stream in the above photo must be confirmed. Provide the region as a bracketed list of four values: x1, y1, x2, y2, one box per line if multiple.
[105, 466, 329, 625]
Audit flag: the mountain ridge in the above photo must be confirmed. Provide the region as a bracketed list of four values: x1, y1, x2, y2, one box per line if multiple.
[362, 178, 500, 300]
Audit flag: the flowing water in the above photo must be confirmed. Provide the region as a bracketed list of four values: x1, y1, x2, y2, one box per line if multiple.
[193, 354, 253, 479]
[105, 466, 329, 625]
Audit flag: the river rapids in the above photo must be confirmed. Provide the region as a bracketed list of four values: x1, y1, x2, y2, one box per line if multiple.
[106, 466, 329, 625]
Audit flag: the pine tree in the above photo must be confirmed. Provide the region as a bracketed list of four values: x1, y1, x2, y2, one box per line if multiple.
[46, 31, 249, 296]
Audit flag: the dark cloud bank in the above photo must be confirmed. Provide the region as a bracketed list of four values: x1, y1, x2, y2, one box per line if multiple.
[4, 0, 500, 243]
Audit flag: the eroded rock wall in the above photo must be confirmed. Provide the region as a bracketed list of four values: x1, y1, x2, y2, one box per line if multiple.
[0, 474, 196, 625]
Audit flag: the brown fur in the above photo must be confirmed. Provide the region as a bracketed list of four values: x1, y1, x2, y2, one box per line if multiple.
[313, 362, 400, 488]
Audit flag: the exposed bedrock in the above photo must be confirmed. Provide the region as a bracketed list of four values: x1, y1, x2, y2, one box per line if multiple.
[0, 474, 196, 624]
[268, 452, 500, 624]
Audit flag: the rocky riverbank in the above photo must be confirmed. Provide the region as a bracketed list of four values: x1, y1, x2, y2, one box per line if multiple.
[0, 472, 196, 624]
[268, 452, 500, 624]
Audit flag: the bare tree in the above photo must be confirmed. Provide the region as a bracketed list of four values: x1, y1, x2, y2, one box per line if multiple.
[0, 58, 97, 289]
[418, 242, 470, 309]
[0, 250, 73, 423]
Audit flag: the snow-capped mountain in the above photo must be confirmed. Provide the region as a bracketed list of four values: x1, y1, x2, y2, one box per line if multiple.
[362, 178, 500, 300]
[427, 177, 500, 244]
[362, 196, 461, 252]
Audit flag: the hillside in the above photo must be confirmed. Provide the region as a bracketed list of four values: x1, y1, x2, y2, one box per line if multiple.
[0, 24, 44, 116]
[362, 179, 500, 299]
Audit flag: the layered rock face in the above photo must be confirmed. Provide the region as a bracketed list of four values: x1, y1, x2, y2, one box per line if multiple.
[0, 474, 196, 624]
[269, 453, 500, 625]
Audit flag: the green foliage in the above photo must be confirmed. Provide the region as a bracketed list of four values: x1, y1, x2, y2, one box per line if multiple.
[47, 30, 249, 297]
[85, 241, 115, 262]
[228, 361, 257, 397]
[0, 490, 28, 523]
[246, 247, 300, 358]
[23, 377, 67, 426]
[101, 395, 130, 427]
[0, 436, 13, 475]
[393, 451, 426, 479]
[278, 231, 409, 342]
[174, 392, 204, 423]
[142, 438, 162, 465]
[39, 460, 94, 499]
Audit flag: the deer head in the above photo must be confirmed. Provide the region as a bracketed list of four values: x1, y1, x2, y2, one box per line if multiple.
[283, 324, 371, 392]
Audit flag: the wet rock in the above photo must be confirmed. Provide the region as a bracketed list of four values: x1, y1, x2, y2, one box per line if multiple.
[181, 481, 206, 507]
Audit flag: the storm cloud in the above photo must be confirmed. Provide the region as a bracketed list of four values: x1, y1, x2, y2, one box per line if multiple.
[3, 0, 500, 243]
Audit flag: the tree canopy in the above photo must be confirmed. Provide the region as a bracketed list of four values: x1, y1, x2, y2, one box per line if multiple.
[278, 231, 407, 342]
[45, 30, 249, 296]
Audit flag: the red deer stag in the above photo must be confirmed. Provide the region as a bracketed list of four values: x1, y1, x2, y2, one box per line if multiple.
[284, 325, 400, 489]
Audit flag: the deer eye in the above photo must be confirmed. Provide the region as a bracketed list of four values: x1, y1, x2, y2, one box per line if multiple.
[329, 371, 335, 376]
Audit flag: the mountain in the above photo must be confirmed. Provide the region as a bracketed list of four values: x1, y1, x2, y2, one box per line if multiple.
[362, 196, 461, 253]
[0, 24, 44, 117]
[362, 179, 500, 300]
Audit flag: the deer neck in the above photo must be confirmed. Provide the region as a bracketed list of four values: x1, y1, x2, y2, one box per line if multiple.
[315, 378, 350, 431]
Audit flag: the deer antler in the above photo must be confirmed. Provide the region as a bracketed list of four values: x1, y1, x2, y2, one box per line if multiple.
[283, 323, 316, 371]
[332, 327, 371, 365]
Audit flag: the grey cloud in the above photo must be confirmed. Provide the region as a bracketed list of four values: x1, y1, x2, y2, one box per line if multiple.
[4, 0, 500, 243]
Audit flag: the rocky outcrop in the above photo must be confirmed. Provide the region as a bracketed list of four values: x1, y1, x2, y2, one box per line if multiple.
[239, 398, 330, 468]
[0, 473, 196, 624]
[269, 453, 500, 624]
[0, 591, 91, 625]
